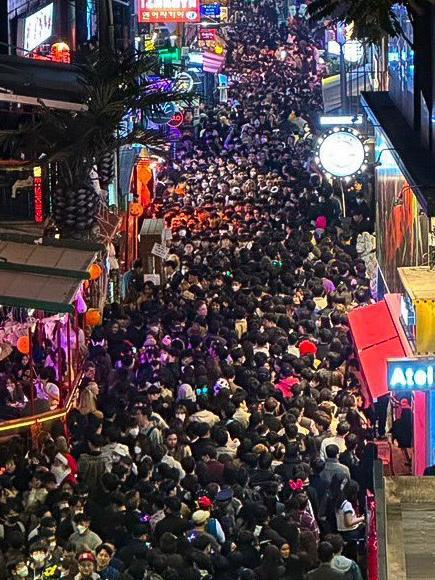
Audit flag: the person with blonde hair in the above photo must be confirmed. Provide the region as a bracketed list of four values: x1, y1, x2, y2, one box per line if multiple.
[77, 381, 100, 416]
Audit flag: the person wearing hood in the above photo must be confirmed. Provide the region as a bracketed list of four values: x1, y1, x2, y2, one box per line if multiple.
[326, 533, 363, 580]
[176, 383, 197, 404]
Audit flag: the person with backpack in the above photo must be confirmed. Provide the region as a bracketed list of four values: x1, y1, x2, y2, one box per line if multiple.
[77, 434, 107, 495]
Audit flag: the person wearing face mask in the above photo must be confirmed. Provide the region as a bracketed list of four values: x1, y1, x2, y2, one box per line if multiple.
[40, 529, 64, 566]
[174, 404, 189, 426]
[231, 280, 242, 293]
[9, 557, 30, 579]
[28, 542, 49, 577]
[68, 513, 102, 552]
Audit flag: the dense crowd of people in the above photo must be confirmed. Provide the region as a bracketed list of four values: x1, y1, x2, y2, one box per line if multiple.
[0, 0, 389, 578]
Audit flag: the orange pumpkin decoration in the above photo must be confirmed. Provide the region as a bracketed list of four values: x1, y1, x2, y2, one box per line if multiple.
[129, 202, 144, 217]
[89, 263, 103, 280]
[85, 309, 102, 327]
[17, 336, 30, 354]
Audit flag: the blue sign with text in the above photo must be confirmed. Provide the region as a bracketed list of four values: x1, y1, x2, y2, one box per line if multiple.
[200, 3, 221, 17]
[388, 358, 435, 390]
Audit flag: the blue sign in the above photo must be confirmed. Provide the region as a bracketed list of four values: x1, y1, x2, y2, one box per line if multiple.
[149, 101, 178, 125]
[218, 73, 228, 87]
[388, 358, 435, 390]
[200, 3, 221, 17]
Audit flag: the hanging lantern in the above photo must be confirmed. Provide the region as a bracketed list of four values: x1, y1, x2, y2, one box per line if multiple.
[76, 291, 88, 314]
[85, 309, 102, 327]
[17, 336, 30, 354]
[89, 263, 103, 280]
[129, 202, 144, 217]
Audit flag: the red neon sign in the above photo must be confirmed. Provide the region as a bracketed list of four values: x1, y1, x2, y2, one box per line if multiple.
[34, 176, 43, 223]
[167, 111, 184, 128]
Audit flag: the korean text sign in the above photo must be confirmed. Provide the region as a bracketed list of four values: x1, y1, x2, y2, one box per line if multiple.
[138, 0, 200, 23]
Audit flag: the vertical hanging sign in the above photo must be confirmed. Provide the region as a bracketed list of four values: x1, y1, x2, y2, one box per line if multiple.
[33, 166, 43, 223]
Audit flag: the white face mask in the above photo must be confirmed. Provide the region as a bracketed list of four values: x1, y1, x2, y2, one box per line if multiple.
[77, 525, 87, 535]
[17, 567, 29, 577]
[134, 446, 142, 456]
[129, 427, 139, 438]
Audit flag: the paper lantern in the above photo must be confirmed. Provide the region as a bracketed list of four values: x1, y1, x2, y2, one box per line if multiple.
[17, 336, 30, 354]
[89, 264, 102, 280]
[85, 309, 101, 327]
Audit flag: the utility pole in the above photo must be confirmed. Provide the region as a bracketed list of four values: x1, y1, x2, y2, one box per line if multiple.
[98, 0, 115, 51]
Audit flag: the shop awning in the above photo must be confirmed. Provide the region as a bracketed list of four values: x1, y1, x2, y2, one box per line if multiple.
[348, 301, 407, 400]
[0, 55, 86, 111]
[0, 234, 102, 312]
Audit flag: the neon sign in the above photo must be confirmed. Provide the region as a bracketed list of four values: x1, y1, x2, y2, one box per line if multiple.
[33, 166, 43, 223]
[388, 358, 435, 390]
[167, 111, 184, 128]
[23, 3, 54, 53]
[138, 0, 200, 23]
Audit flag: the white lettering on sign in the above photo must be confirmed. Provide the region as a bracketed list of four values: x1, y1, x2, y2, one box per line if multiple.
[145, 0, 197, 8]
[390, 365, 435, 389]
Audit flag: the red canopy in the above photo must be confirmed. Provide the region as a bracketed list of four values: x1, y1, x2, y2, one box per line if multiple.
[348, 301, 406, 400]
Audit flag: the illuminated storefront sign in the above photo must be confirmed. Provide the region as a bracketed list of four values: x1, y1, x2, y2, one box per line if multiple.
[315, 127, 368, 179]
[200, 3, 220, 17]
[137, 0, 200, 23]
[167, 111, 184, 128]
[199, 28, 218, 41]
[175, 72, 194, 93]
[23, 3, 54, 53]
[33, 166, 43, 223]
[388, 358, 435, 390]
[149, 101, 178, 125]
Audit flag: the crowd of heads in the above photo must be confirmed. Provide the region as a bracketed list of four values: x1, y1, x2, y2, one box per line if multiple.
[0, 0, 379, 578]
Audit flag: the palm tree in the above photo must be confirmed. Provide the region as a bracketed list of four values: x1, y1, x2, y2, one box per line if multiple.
[308, 0, 435, 43]
[0, 49, 188, 238]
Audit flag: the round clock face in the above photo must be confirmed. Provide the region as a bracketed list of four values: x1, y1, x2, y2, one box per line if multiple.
[318, 131, 365, 177]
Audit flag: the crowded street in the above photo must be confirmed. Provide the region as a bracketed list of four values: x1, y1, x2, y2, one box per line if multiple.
[0, 0, 397, 579]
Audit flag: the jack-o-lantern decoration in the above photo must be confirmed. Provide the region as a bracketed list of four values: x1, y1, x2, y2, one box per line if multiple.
[85, 309, 102, 327]
[89, 263, 102, 280]
[129, 202, 144, 218]
[17, 336, 30, 354]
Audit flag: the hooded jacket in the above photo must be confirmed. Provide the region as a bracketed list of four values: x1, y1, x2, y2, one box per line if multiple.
[331, 554, 363, 580]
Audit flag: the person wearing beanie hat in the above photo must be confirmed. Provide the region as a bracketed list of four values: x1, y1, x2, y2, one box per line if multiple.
[298, 339, 318, 357]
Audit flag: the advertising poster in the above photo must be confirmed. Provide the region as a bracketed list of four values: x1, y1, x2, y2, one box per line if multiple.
[138, 0, 200, 23]
[375, 129, 428, 293]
